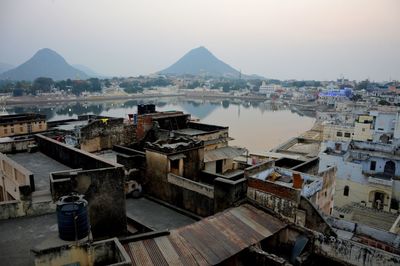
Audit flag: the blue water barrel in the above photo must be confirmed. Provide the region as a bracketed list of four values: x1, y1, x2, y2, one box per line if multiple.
[56, 194, 89, 241]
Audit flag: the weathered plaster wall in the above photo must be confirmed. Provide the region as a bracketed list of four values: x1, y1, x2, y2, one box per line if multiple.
[214, 177, 247, 213]
[36, 134, 127, 239]
[0, 153, 33, 201]
[314, 233, 400, 266]
[0, 138, 36, 153]
[36, 134, 115, 170]
[80, 119, 135, 152]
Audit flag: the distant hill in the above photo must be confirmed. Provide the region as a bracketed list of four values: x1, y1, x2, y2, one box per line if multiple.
[0, 48, 88, 81]
[0, 62, 15, 74]
[72, 64, 108, 78]
[159, 46, 243, 78]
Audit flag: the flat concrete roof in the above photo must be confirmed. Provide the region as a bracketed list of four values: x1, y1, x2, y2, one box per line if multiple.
[0, 213, 57, 266]
[8, 152, 71, 191]
[94, 150, 123, 164]
[126, 197, 195, 231]
[52, 120, 88, 131]
[173, 128, 208, 136]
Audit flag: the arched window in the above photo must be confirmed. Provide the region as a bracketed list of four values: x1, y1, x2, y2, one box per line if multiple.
[344, 186, 349, 196]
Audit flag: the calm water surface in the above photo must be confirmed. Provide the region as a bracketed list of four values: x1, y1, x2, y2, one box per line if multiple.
[6, 97, 315, 153]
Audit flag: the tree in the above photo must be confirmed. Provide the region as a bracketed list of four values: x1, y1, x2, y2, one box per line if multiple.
[378, 99, 391, 106]
[12, 88, 23, 97]
[356, 79, 370, 91]
[32, 77, 54, 93]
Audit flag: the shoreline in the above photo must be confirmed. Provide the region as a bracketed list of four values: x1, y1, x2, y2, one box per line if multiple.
[3, 92, 275, 107]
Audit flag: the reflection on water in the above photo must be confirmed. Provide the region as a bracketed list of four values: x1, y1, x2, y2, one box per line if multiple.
[6, 97, 315, 152]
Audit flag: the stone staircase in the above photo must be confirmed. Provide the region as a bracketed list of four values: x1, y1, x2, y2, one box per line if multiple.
[351, 203, 399, 231]
[300, 122, 323, 141]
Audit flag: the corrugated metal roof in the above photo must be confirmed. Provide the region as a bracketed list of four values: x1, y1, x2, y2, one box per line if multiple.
[124, 204, 286, 265]
[204, 146, 246, 163]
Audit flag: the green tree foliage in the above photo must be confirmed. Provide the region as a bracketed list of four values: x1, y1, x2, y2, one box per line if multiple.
[12, 88, 24, 97]
[211, 79, 248, 92]
[0, 80, 16, 93]
[32, 77, 54, 92]
[356, 79, 370, 90]
[53, 78, 102, 95]
[378, 99, 391, 106]
[187, 81, 201, 89]
[120, 77, 172, 94]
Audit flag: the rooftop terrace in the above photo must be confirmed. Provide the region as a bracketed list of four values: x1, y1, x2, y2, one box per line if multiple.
[8, 151, 71, 191]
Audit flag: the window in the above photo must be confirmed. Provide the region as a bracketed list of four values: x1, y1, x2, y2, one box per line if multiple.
[10, 128, 14, 134]
[344, 186, 349, 196]
[344, 132, 351, 138]
[20, 127, 23, 132]
[335, 143, 342, 151]
[39, 124, 42, 129]
[170, 159, 180, 175]
[336, 131, 343, 137]
[362, 128, 365, 132]
[370, 161, 376, 171]
[4, 128, 7, 134]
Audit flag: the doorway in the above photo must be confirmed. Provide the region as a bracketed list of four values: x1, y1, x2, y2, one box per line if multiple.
[216, 160, 223, 174]
[373, 192, 385, 210]
[384, 160, 396, 177]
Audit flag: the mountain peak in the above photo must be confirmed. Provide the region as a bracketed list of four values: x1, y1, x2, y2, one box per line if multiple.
[0, 48, 88, 81]
[159, 46, 240, 78]
[37, 47, 57, 54]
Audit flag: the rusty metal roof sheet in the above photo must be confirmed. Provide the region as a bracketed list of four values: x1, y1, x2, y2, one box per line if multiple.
[204, 146, 246, 163]
[124, 204, 286, 265]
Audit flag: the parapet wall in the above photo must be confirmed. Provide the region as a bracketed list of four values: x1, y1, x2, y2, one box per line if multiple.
[35, 134, 117, 170]
[0, 138, 36, 153]
[36, 134, 127, 239]
[0, 153, 34, 201]
[314, 233, 400, 266]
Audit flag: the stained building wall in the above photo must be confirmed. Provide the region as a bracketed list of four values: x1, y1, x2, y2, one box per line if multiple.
[36, 134, 127, 239]
[80, 119, 135, 152]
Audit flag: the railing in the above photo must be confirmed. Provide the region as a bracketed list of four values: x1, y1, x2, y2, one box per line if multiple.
[368, 176, 393, 187]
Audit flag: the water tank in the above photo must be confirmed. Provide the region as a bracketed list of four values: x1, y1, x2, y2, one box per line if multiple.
[56, 194, 89, 241]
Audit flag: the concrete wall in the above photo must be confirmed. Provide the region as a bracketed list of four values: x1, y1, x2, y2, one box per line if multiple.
[314, 233, 400, 266]
[0, 138, 36, 153]
[0, 120, 47, 138]
[33, 238, 131, 266]
[0, 153, 33, 201]
[36, 134, 115, 170]
[299, 197, 336, 236]
[247, 186, 298, 222]
[214, 177, 247, 213]
[334, 177, 392, 211]
[374, 112, 396, 133]
[323, 124, 354, 142]
[315, 167, 336, 215]
[50, 167, 127, 239]
[36, 134, 127, 239]
[145, 149, 214, 216]
[354, 122, 373, 141]
[80, 119, 135, 152]
[167, 173, 214, 198]
[0, 198, 55, 220]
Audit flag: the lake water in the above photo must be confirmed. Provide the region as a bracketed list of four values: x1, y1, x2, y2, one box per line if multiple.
[6, 97, 315, 153]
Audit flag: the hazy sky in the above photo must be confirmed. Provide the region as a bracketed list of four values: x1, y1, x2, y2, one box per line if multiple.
[1, 0, 399, 81]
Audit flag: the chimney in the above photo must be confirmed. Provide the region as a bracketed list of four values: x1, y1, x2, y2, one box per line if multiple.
[292, 172, 303, 189]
